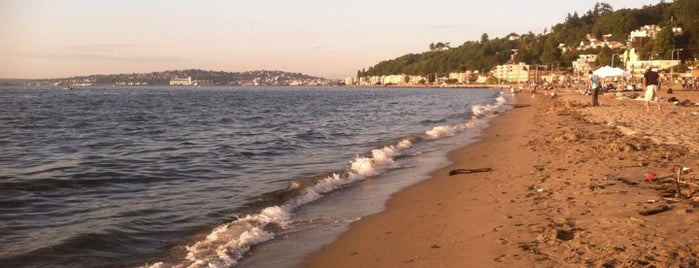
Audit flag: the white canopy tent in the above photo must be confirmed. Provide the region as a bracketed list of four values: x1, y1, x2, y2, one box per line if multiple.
[593, 66, 631, 78]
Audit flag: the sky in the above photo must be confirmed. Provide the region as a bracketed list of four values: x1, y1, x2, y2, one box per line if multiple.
[0, 0, 662, 79]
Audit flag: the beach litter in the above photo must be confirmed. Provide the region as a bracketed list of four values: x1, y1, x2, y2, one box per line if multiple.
[448, 167, 493, 176]
[639, 205, 672, 216]
[648, 166, 699, 200]
[645, 172, 656, 182]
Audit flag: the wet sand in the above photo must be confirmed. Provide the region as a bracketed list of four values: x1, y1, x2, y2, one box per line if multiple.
[303, 88, 699, 267]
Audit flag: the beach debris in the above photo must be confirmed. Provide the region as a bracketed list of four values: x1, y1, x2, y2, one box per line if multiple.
[674, 167, 684, 198]
[655, 166, 696, 198]
[448, 167, 493, 176]
[507, 104, 531, 109]
[645, 172, 656, 182]
[639, 205, 672, 216]
[555, 229, 575, 241]
[617, 177, 639, 186]
[663, 197, 686, 203]
[670, 166, 695, 198]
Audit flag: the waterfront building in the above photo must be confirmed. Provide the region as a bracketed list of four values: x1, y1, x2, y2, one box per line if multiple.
[493, 63, 530, 83]
[170, 77, 192, 86]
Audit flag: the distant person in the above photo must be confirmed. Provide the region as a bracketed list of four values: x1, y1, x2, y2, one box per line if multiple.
[588, 70, 601, 106]
[643, 68, 661, 111]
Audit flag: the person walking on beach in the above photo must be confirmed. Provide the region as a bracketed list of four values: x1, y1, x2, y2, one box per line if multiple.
[588, 70, 601, 106]
[643, 68, 662, 111]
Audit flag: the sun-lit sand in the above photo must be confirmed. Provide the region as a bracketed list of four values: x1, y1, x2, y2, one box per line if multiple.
[303, 87, 699, 267]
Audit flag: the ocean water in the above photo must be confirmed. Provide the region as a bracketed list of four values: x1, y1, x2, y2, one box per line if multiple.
[0, 86, 512, 267]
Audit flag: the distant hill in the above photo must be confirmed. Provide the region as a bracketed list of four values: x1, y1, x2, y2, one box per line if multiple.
[360, 0, 698, 77]
[1, 69, 335, 87]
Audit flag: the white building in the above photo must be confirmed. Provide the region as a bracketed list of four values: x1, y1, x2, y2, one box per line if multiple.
[624, 48, 680, 76]
[493, 63, 529, 83]
[359, 76, 382, 86]
[345, 77, 355, 86]
[170, 77, 192, 86]
[448, 72, 471, 83]
[629, 25, 661, 42]
[407, 75, 428, 85]
[381, 74, 407, 85]
[573, 54, 598, 75]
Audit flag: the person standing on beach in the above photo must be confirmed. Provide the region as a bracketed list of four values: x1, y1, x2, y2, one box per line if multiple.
[643, 68, 662, 111]
[588, 70, 601, 106]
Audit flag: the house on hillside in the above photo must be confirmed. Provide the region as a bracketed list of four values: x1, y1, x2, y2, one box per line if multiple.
[628, 25, 661, 47]
[629, 25, 661, 42]
[572, 54, 597, 76]
[430, 42, 451, 52]
[577, 34, 625, 51]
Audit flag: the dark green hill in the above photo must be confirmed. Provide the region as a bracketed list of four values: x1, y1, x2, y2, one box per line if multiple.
[360, 0, 698, 77]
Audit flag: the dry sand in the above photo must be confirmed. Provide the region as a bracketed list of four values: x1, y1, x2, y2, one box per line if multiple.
[303, 88, 699, 267]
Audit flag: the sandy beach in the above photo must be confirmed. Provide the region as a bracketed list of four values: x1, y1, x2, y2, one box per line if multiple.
[303, 88, 699, 267]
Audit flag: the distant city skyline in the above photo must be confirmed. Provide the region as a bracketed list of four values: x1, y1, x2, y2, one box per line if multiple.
[1, 0, 661, 79]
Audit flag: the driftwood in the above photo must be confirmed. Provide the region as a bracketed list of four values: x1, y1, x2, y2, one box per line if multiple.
[639, 205, 672, 216]
[652, 170, 698, 199]
[507, 104, 531, 109]
[449, 168, 493, 176]
[662, 197, 692, 204]
[616, 177, 639, 186]
[669, 166, 696, 198]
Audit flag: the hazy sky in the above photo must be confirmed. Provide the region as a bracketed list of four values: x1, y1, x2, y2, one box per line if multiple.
[1, 0, 661, 79]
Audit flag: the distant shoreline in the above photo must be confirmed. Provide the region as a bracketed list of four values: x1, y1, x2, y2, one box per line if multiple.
[1, 83, 516, 89]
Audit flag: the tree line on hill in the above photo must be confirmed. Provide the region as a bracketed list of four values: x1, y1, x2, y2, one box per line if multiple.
[83, 69, 325, 85]
[358, 0, 699, 78]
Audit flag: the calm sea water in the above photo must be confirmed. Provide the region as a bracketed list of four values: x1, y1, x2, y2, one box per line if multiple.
[0, 86, 512, 267]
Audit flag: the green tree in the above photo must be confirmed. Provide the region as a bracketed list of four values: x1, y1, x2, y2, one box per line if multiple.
[669, 0, 699, 55]
[540, 36, 562, 66]
[358, 1, 698, 79]
[653, 26, 675, 59]
[597, 46, 614, 66]
[592, 2, 614, 16]
[480, 33, 489, 43]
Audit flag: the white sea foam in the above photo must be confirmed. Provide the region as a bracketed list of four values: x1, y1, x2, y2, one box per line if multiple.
[149, 143, 413, 268]
[397, 139, 412, 149]
[425, 125, 456, 139]
[178, 206, 290, 268]
[350, 157, 376, 177]
[146, 90, 514, 268]
[426, 91, 512, 140]
[472, 93, 508, 117]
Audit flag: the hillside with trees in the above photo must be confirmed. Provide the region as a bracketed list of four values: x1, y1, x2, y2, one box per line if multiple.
[359, 0, 699, 78]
